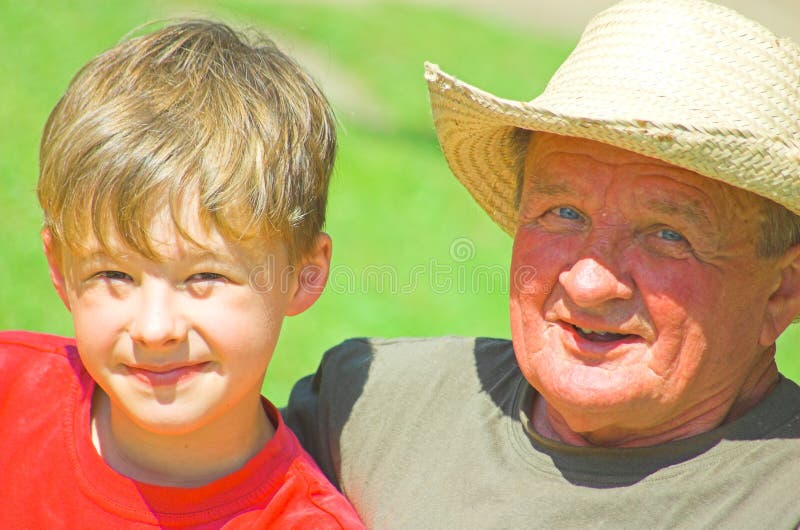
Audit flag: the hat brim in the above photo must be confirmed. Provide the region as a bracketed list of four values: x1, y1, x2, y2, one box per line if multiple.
[425, 62, 800, 236]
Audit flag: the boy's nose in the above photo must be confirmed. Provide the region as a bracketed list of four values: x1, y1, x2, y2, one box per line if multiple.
[558, 256, 633, 309]
[128, 285, 188, 348]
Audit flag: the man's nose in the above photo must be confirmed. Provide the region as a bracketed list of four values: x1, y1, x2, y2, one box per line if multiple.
[558, 256, 633, 308]
[128, 283, 188, 348]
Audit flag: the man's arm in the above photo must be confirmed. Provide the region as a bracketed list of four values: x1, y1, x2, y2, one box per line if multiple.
[284, 338, 376, 488]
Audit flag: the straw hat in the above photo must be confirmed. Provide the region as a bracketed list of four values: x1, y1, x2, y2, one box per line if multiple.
[425, 0, 800, 235]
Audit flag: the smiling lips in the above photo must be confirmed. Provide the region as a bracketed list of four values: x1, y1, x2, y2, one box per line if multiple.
[126, 362, 210, 386]
[572, 325, 633, 342]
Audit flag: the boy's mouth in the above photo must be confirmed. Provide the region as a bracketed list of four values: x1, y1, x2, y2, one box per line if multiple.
[127, 362, 211, 387]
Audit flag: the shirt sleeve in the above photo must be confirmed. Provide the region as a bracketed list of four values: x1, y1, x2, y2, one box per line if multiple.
[284, 338, 375, 489]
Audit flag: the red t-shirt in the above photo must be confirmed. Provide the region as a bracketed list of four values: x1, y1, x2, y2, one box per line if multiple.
[0, 330, 363, 529]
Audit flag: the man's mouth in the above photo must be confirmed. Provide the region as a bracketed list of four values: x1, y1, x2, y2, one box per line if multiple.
[572, 325, 633, 342]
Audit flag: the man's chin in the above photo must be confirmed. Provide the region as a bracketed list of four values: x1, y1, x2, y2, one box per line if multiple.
[528, 360, 666, 422]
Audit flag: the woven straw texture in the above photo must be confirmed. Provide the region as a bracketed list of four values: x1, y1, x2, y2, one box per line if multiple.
[425, 0, 800, 235]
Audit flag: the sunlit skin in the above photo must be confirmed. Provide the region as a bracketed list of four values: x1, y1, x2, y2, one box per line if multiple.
[509, 133, 800, 447]
[44, 211, 331, 486]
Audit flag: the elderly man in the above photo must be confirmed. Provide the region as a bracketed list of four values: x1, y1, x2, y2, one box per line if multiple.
[286, 0, 800, 527]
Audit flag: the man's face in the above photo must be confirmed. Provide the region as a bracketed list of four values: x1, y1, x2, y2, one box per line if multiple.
[509, 133, 785, 444]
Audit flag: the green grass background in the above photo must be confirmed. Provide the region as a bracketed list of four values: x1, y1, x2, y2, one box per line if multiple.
[2, 0, 798, 405]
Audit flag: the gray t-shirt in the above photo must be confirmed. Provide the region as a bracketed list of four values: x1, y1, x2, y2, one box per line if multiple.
[285, 336, 800, 529]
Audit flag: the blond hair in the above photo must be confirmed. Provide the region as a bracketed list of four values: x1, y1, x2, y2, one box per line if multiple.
[38, 20, 336, 260]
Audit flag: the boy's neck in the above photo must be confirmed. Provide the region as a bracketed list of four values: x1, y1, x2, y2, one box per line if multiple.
[91, 387, 275, 488]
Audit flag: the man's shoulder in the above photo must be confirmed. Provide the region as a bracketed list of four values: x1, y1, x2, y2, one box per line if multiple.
[319, 335, 513, 368]
[311, 336, 513, 390]
[306, 336, 517, 415]
[755, 376, 800, 437]
[286, 336, 521, 478]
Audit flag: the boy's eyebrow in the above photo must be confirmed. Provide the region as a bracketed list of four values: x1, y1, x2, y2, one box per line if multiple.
[76, 248, 228, 264]
[180, 249, 218, 261]
[182, 246, 253, 260]
[77, 250, 130, 262]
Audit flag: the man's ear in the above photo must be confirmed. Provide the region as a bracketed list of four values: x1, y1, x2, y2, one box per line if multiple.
[285, 233, 332, 317]
[42, 228, 71, 311]
[761, 244, 800, 346]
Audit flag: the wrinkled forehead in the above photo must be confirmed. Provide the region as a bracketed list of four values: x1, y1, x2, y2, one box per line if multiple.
[522, 132, 767, 220]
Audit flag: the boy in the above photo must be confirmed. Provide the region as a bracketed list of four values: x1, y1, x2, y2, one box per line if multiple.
[0, 20, 362, 528]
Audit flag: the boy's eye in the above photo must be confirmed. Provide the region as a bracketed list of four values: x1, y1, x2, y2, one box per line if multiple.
[185, 272, 229, 297]
[188, 272, 226, 282]
[95, 270, 131, 281]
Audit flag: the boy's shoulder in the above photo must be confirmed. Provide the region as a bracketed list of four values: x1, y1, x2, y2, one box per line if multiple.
[0, 330, 79, 383]
[261, 409, 365, 528]
[0, 330, 75, 353]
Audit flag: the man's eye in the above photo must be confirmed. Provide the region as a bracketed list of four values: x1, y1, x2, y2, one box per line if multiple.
[553, 206, 582, 220]
[657, 228, 685, 242]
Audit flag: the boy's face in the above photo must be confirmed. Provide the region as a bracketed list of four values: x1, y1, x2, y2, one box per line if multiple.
[44, 210, 329, 437]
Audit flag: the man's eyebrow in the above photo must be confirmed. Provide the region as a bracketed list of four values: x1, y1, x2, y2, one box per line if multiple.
[643, 198, 711, 225]
[524, 172, 714, 224]
[525, 181, 573, 197]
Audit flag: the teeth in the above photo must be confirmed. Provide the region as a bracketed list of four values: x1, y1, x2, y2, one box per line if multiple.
[578, 327, 609, 335]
